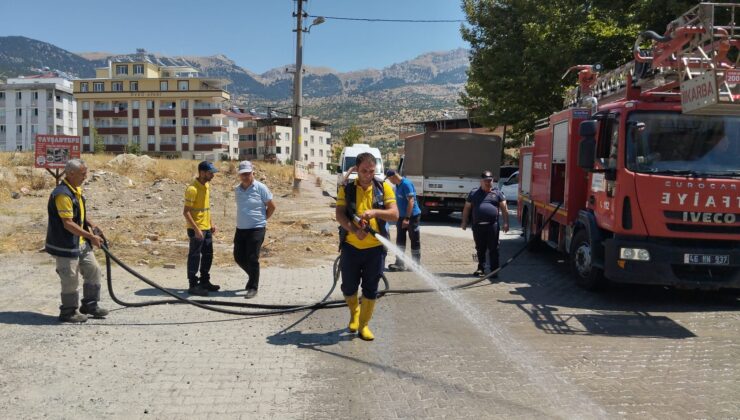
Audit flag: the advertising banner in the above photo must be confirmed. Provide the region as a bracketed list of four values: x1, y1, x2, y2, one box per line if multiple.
[34, 135, 81, 169]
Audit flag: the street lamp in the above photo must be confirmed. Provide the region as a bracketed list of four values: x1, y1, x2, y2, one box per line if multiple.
[291, 0, 325, 190]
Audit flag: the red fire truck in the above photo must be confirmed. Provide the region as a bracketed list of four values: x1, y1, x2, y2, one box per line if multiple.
[517, 3, 739, 290]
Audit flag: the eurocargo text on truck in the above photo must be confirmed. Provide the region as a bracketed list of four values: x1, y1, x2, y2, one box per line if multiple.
[517, 2, 739, 290]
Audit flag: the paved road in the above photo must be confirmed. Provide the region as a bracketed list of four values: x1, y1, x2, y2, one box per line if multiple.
[1, 178, 739, 419]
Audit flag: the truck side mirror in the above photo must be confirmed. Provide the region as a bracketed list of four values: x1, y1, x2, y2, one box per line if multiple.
[577, 120, 597, 171]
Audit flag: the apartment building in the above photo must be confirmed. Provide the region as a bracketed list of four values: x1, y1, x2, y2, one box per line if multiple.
[223, 110, 256, 160]
[73, 58, 230, 158]
[237, 116, 332, 172]
[0, 73, 77, 151]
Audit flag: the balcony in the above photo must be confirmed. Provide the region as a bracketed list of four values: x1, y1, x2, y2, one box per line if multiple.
[194, 143, 225, 151]
[194, 126, 226, 134]
[97, 127, 128, 135]
[104, 145, 126, 153]
[94, 109, 128, 118]
[194, 108, 222, 117]
[159, 109, 176, 117]
[159, 126, 176, 135]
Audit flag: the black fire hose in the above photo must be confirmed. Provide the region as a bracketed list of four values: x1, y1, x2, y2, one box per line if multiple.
[100, 204, 561, 316]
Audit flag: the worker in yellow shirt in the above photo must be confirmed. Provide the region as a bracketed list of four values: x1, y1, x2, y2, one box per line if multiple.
[335, 152, 398, 340]
[183, 161, 220, 296]
[45, 159, 108, 323]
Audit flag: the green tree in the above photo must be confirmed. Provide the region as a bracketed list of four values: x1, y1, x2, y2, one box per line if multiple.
[92, 127, 105, 154]
[460, 0, 696, 141]
[341, 125, 363, 147]
[126, 141, 141, 155]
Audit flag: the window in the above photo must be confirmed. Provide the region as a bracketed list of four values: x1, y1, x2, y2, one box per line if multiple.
[17, 108, 22, 117]
[132, 100, 139, 109]
[310, 149, 315, 156]
[286, 146, 290, 155]
[112, 82, 123, 92]
[83, 136, 89, 144]
[116, 65, 128, 75]
[311, 135, 314, 143]
[17, 125, 22, 133]
[17, 92, 22, 100]
[160, 81, 168, 91]
[130, 81, 138, 91]
[81, 82, 89, 93]
[148, 135, 155, 144]
[0, 125, 5, 133]
[31, 125, 37, 133]
[181, 118, 188, 126]
[0, 110, 3, 118]
[276, 146, 281, 153]
[133, 64, 144, 75]
[182, 135, 189, 144]
[56, 110, 63, 119]
[132, 118, 139, 127]
[286, 133, 290, 142]
[147, 100, 154, 110]
[82, 101, 89, 110]
[82, 119, 89, 128]
[0, 92, 4, 99]
[93, 82, 104, 92]
[303, 140, 308, 147]
[33, 108, 38, 116]
[132, 135, 139, 144]
[33, 92, 39, 100]
[319, 150, 323, 157]
[147, 118, 155, 127]
[326, 138, 330, 145]
[303, 127, 308, 134]
[180, 100, 188, 109]
[178, 80, 188, 91]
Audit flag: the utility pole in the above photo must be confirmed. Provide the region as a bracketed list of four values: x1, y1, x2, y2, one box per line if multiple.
[291, 0, 306, 190]
[291, 1, 325, 190]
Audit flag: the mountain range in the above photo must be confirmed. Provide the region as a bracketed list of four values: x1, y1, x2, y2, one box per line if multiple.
[0, 36, 470, 139]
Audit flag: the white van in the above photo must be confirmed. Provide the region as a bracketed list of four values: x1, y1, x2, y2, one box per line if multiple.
[336, 144, 384, 185]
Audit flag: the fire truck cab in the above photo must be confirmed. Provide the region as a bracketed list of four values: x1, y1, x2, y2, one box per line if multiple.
[518, 2, 740, 290]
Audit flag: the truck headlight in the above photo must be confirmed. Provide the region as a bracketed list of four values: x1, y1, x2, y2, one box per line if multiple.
[619, 247, 650, 261]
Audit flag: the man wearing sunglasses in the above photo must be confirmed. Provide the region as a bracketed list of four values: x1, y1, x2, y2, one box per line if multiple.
[461, 170, 509, 278]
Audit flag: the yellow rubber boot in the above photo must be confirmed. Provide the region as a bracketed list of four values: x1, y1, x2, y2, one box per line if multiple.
[345, 294, 360, 333]
[358, 298, 377, 341]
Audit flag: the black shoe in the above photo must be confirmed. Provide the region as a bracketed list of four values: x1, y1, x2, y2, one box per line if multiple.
[59, 309, 88, 323]
[473, 269, 485, 277]
[200, 280, 220, 292]
[187, 285, 209, 296]
[80, 303, 109, 319]
[245, 289, 258, 299]
[387, 263, 406, 272]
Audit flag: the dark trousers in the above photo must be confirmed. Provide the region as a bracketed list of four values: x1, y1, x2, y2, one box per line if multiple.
[472, 222, 500, 271]
[340, 243, 384, 300]
[234, 228, 266, 291]
[395, 215, 421, 255]
[187, 229, 213, 286]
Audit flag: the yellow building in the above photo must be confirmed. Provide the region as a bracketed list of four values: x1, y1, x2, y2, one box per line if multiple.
[74, 58, 230, 158]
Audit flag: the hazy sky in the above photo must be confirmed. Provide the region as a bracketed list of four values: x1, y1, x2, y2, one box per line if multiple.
[1, 0, 469, 74]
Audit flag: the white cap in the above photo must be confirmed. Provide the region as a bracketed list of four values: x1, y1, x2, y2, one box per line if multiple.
[238, 160, 254, 174]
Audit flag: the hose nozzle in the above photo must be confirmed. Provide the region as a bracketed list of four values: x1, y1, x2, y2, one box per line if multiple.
[352, 215, 378, 236]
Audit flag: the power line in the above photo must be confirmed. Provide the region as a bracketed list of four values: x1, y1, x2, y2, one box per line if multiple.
[308, 15, 464, 23]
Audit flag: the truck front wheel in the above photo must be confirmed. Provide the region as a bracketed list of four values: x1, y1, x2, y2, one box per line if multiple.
[570, 230, 606, 291]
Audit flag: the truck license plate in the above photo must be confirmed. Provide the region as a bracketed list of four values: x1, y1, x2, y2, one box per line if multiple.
[684, 254, 730, 265]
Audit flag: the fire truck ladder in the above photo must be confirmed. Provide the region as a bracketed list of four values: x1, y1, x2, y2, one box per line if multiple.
[563, 2, 739, 114]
